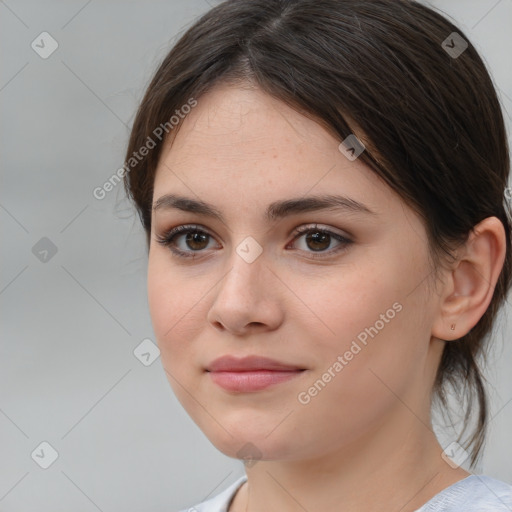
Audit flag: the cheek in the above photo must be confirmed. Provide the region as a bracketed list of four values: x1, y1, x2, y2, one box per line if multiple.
[290, 280, 425, 452]
[301, 255, 429, 396]
[147, 257, 210, 415]
[301, 263, 402, 353]
[147, 256, 203, 367]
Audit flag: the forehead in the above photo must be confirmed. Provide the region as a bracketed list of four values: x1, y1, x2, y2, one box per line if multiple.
[163, 83, 336, 161]
[151, 83, 400, 223]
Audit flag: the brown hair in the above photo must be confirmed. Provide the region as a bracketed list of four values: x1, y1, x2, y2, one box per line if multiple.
[123, 0, 512, 467]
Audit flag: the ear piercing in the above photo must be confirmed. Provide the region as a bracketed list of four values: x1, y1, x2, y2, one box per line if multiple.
[450, 323, 456, 330]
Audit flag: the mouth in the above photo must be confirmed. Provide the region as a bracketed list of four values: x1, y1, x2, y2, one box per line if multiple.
[207, 369, 306, 392]
[205, 355, 307, 392]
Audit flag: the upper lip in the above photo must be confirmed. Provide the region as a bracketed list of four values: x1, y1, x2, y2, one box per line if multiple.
[206, 355, 305, 372]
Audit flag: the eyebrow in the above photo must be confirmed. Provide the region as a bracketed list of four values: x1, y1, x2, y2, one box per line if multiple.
[152, 193, 377, 222]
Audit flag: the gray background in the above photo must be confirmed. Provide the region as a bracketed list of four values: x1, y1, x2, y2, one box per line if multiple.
[0, 0, 511, 510]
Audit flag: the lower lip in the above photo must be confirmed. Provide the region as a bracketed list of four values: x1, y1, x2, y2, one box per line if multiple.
[208, 370, 305, 392]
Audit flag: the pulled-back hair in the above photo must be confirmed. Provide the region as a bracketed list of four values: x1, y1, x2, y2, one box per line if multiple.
[123, 0, 512, 467]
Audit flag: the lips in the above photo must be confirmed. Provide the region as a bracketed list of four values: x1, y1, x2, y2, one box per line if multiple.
[205, 355, 306, 392]
[205, 355, 305, 372]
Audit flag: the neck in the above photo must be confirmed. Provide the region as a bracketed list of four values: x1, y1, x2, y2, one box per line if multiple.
[232, 410, 471, 512]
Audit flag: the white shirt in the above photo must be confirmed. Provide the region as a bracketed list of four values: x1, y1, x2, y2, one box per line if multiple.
[177, 474, 512, 512]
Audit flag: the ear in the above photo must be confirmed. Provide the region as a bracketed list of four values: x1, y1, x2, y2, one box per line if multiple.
[431, 216, 507, 341]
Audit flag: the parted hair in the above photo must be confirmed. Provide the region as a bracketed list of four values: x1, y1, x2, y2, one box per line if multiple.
[123, 0, 512, 467]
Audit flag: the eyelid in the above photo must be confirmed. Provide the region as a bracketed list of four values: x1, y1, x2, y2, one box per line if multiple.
[289, 223, 351, 240]
[155, 222, 353, 260]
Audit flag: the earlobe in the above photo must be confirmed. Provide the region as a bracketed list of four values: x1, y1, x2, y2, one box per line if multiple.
[431, 216, 507, 342]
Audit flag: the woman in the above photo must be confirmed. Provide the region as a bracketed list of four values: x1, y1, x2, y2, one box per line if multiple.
[123, 0, 512, 510]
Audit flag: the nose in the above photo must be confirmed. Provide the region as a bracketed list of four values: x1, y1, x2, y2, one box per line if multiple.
[206, 244, 284, 336]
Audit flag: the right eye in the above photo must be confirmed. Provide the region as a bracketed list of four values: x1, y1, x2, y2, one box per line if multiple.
[155, 224, 219, 259]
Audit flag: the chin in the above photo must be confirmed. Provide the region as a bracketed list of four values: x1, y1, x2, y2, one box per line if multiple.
[203, 423, 299, 463]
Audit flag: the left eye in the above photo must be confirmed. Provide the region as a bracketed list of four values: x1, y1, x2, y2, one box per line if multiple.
[288, 225, 352, 256]
[155, 224, 352, 259]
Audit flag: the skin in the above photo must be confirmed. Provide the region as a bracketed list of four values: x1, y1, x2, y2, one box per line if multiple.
[147, 82, 506, 512]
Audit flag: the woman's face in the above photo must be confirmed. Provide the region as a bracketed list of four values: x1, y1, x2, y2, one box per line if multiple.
[147, 82, 445, 463]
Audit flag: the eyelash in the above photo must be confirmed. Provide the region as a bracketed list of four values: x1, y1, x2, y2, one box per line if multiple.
[154, 224, 353, 260]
